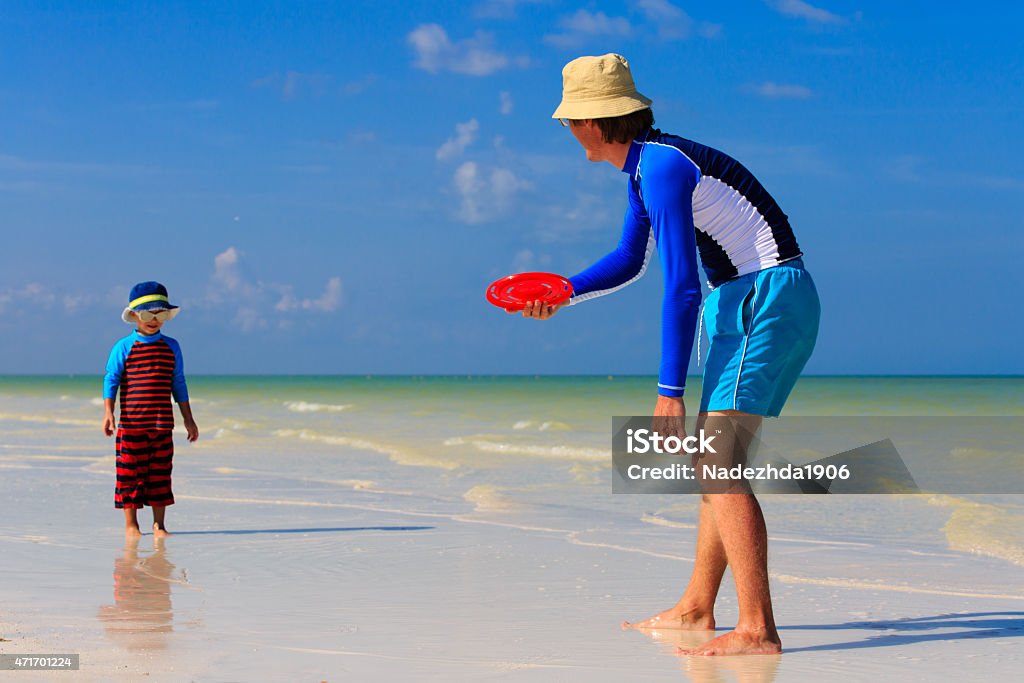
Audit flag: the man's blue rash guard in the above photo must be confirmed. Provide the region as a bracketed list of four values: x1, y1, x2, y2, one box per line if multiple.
[568, 128, 802, 398]
[103, 331, 189, 404]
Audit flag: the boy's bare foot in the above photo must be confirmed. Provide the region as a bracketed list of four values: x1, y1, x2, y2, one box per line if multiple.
[676, 627, 781, 656]
[125, 526, 143, 539]
[622, 603, 716, 631]
[153, 523, 171, 538]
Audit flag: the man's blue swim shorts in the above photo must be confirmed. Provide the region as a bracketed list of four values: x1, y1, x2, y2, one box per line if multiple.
[699, 258, 820, 417]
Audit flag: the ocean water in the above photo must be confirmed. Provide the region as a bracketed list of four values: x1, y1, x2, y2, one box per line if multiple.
[2, 374, 1023, 585]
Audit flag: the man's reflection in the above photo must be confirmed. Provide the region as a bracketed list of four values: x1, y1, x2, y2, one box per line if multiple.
[632, 627, 781, 682]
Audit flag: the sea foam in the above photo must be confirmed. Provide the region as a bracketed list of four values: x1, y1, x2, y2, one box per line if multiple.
[444, 436, 606, 461]
[283, 401, 352, 413]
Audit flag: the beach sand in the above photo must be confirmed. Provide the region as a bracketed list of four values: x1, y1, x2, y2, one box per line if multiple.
[2, 376, 1023, 681]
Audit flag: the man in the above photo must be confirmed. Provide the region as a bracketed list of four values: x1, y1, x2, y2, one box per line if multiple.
[518, 54, 820, 656]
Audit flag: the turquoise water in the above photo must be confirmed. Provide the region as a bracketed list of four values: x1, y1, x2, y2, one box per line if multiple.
[5, 374, 1022, 419]
[2, 375, 1023, 571]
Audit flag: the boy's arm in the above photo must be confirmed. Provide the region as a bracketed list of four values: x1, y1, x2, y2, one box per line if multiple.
[102, 338, 129, 437]
[103, 398, 116, 436]
[178, 401, 199, 442]
[167, 338, 190, 404]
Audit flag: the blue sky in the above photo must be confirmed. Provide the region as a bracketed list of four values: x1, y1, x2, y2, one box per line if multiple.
[1, 0, 1021, 375]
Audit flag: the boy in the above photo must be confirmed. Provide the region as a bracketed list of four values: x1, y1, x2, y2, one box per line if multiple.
[102, 281, 199, 538]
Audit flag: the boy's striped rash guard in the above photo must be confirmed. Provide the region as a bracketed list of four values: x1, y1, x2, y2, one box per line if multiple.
[103, 331, 189, 429]
[567, 128, 801, 398]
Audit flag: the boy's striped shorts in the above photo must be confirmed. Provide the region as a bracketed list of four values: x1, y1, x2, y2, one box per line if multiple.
[114, 428, 175, 509]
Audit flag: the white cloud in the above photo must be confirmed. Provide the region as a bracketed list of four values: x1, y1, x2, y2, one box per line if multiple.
[511, 249, 535, 272]
[276, 277, 343, 313]
[307, 277, 342, 312]
[636, 0, 693, 40]
[348, 130, 378, 144]
[408, 24, 510, 76]
[511, 249, 553, 273]
[536, 191, 618, 242]
[768, 0, 848, 25]
[252, 71, 333, 99]
[0, 251, 342, 328]
[129, 99, 220, 112]
[887, 155, 925, 183]
[0, 180, 41, 193]
[212, 246, 244, 292]
[0, 283, 97, 316]
[748, 81, 814, 99]
[0, 283, 56, 313]
[473, 0, 546, 20]
[436, 119, 480, 161]
[0, 152, 155, 176]
[209, 247, 264, 330]
[885, 155, 1024, 191]
[342, 74, 378, 96]
[544, 10, 632, 48]
[499, 91, 514, 115]
[699, 22, 724, 38]
[208, 247, 342, 331]
[62, 294, 95, 313]
[280, 164, 330, 174]
[724, 142, 839, 177]
[453, 162, 531, 224]
[454, 162, 484, 223]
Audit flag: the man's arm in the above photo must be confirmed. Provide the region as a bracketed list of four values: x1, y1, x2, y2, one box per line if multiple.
[643, 146, 702, 399]
[567, 185, 654, 305]
[519, 185, 652, 321]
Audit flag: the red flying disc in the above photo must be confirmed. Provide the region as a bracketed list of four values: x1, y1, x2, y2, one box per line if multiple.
[486, 272, 573, 312]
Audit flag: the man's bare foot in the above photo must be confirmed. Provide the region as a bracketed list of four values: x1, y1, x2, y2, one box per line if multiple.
[622, 604, 716, 631]
[153, 523, 171, 538]
[676, 627, 781, 656]
[125, 526, 142, 539]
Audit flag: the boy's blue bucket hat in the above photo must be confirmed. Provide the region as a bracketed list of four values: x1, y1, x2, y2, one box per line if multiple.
[121, 281, 180, 324]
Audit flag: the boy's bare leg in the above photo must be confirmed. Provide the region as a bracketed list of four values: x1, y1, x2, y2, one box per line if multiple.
[152, 506, 171, 538]
[124, 508, 142, 538]
[623, 496, 724, 630]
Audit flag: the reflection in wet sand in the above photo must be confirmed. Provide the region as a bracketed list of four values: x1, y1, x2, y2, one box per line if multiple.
[630, 627, 781, 683]
[98, 537, 178, 650]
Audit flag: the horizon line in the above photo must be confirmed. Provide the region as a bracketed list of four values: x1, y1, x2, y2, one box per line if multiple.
[1, 373, 1021, 380]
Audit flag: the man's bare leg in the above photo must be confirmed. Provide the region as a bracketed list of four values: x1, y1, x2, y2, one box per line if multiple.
[679, 410, 781, 656]
[678, 491, 780, 655]
[623, 495, 724, 630]
[152, 505, 171, 538]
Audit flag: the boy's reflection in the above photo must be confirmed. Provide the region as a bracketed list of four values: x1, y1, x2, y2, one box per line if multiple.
[98, 536, 176, 649]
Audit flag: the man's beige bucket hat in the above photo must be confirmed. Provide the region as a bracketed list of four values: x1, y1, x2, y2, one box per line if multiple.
[552, 53, 652, 120]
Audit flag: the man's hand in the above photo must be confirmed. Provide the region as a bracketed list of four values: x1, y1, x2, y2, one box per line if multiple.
[652, 394, 686, 441]
[510, 300, 565, 320]
[102, 413, 115, 437]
